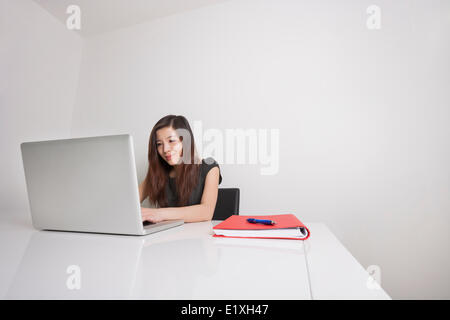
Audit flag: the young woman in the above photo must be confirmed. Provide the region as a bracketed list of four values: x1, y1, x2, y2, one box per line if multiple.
[139, 115, 222, 223]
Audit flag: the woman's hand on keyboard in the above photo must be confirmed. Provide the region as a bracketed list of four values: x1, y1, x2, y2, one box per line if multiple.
[141, 207, 165, 224]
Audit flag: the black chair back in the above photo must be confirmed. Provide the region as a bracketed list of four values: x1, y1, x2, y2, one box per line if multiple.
[212, 188, 240, 220]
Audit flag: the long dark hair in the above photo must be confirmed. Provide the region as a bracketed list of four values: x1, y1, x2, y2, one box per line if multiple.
[143, 115, 201, 207]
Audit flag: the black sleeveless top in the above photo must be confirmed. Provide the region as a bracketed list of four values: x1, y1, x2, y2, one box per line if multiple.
[166, 157, 222, 207]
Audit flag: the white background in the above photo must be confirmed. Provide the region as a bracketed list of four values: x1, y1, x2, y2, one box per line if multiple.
[1, 0, 449, 299]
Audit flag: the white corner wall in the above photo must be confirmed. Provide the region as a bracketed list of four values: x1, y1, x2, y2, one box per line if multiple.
[71, 0, 450, 299]
[1, 0, 449, 299]
[0, 0, 84, 212]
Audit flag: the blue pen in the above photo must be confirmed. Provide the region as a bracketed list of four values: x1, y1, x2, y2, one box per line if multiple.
[247, 218, 276, 225]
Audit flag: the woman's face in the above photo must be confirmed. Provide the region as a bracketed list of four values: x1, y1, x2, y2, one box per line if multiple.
[156, 126, 183, 166]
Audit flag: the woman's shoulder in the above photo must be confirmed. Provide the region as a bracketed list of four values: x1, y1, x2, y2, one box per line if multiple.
[200, 157, 222, 184]
[201, 157, 219, 166]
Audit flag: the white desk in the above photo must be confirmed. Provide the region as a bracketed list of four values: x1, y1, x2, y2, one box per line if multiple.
[0, 212, 390, 299]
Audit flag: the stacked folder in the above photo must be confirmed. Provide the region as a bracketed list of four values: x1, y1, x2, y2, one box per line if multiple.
[212, 214, 310, 240]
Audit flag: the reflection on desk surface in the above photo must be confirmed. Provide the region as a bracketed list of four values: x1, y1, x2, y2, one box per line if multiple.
[6, 221, 311, 299]
[6, 231, 143, 299]
[6, 229, 215, 299]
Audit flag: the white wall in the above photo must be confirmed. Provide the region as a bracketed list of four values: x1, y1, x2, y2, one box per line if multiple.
[71, 0, 450, 299]
[1, 0, 449, 299]
[0, 0, 83, 299]
[0, 0, 83, 212]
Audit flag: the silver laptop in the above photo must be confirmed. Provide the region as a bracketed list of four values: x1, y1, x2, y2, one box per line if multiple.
[20, 134, 183, 236]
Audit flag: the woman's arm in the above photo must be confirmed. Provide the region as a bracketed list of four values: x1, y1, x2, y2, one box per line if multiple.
[141, 167, 220, 223]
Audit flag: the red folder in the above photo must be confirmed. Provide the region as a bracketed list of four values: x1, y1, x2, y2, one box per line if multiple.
[213, 214, 310, 240]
